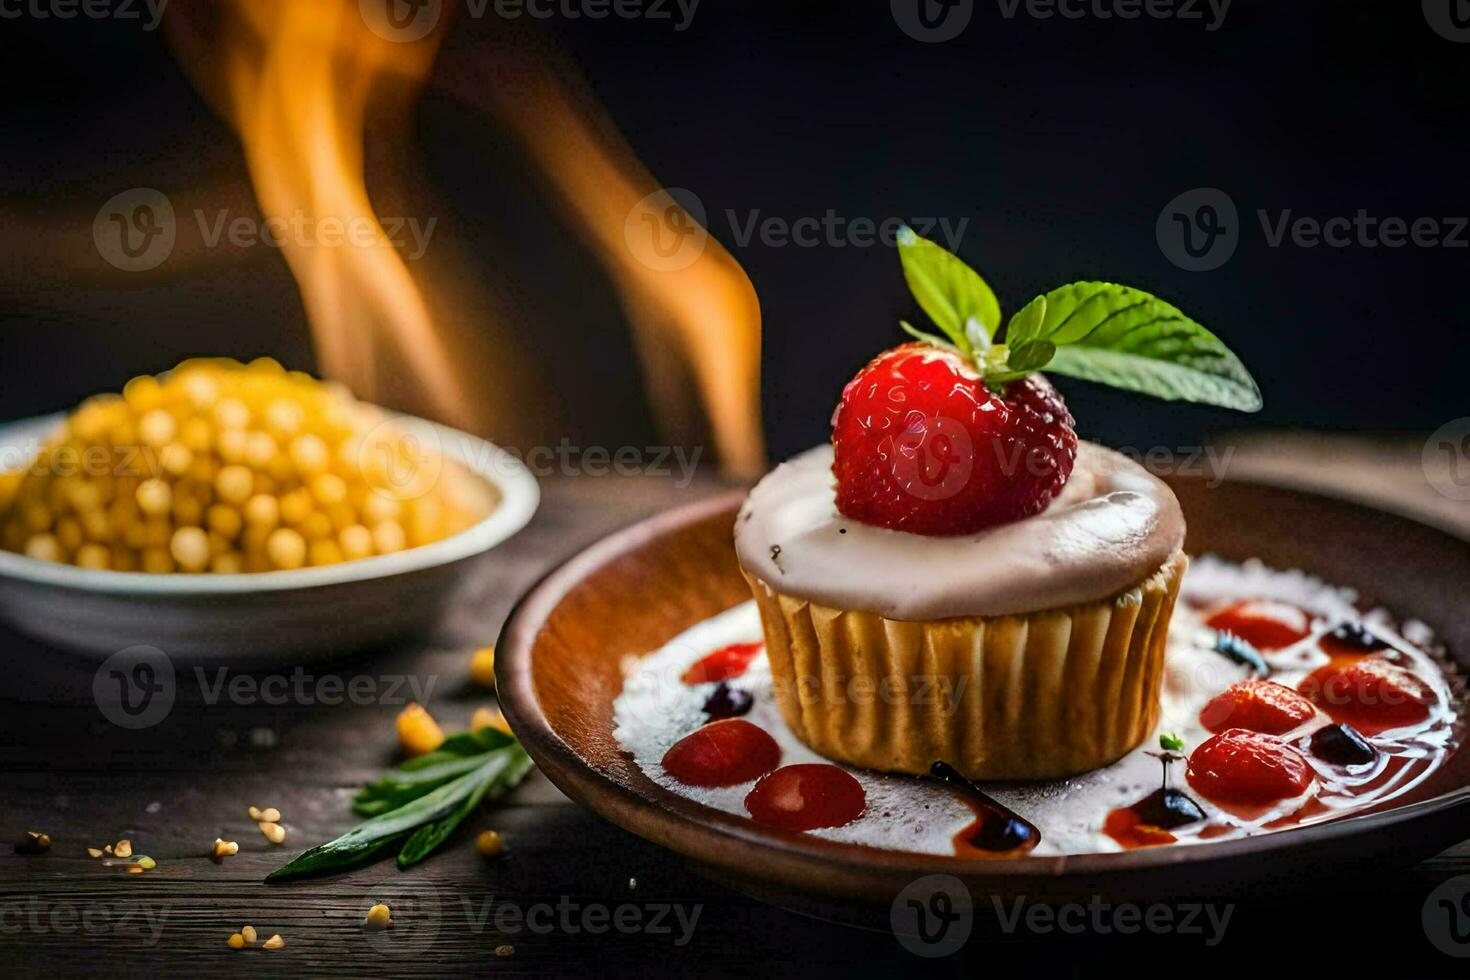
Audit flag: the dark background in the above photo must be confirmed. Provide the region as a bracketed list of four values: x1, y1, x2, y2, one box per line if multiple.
[1, 0, 1468, 464]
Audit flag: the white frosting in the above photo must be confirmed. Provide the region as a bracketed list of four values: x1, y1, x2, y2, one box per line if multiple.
[734, 441, 1185, 620]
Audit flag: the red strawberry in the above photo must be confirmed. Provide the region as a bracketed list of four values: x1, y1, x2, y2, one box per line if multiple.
[1199, 679, 1317, 735]
[1297, 657, 1434, 735]
[831, 343, 1078, 535]
[660, 719, 780, 787]
[1186, 728, 1314, 806]
[681, 642, 763, 685]
[743, 764, 866, 831]
[1204, 599, 1312, 651]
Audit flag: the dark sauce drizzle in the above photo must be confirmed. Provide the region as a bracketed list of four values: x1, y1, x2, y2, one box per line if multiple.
[702, 683, 754, 719]
[929, 761, 1041, 857]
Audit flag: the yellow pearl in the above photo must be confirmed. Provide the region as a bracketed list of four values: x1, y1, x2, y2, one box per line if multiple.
[216, 465, 254, 505]
[170, 526, 210, 572]
[266, 528, 307, 570]
[136, 479, 172, 517]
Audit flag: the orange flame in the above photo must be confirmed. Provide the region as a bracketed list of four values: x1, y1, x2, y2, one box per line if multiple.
[167, 3, 764, 474]
[168, 0, 471, 428]
[435, 37, 766, 475]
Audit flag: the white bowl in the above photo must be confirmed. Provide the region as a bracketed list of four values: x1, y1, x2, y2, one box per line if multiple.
[0, 413, 539, 663]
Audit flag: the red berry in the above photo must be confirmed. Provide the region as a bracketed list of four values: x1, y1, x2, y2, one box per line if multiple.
[1297, 657, 1434, 735]
[1204, 599, 1312, 651]
[831, 343, 1077, 535]
[681, 642, 763, 685]
[1199, 680, 1317, 735]
[660, 719, 780, 787]
[1186, 729, 1314, 806]
[744, 764, 866, 831]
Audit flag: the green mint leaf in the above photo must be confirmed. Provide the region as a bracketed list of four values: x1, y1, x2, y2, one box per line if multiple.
[397, 742, 533, 868]
[1009, 282, 1262, 411]
[267, 767, 489, 880]
[896, 225, 1001, 352]
[899, 319, 953, 350]
[268, 735, 532, 881]
[1159, 733, 1185, 752]
[1006, 340, 1056, 373]
[1005, 294, 1047, 345]
[352, 753, 490, 817]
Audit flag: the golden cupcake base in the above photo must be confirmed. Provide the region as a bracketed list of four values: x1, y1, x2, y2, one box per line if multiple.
[744, 551, 1187, 780]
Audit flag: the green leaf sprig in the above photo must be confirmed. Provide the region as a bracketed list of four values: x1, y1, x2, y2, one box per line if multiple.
[895, 226, 1262, 411]
[266, 727, 533, 881]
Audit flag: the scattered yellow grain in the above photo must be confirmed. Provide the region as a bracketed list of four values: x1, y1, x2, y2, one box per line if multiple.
[475, 830, 504, 859]
[262, 934, 285, 950]
[396, 702, 445, 757]
[469, 646, 497, 688]
[364, 903, 392, 930]
[471, 706, 513, 737]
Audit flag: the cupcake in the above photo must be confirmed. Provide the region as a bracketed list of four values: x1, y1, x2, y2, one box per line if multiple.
[734, 227, 1261, 780]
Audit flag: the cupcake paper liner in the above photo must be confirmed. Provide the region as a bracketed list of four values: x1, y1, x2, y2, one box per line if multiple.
[744, 551, 1187, 780]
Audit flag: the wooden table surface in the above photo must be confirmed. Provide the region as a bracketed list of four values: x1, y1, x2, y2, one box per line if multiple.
[3, 437, 1469, 978]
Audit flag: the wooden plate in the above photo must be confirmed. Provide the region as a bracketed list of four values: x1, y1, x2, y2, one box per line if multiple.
[498, 477, 1470, 912]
